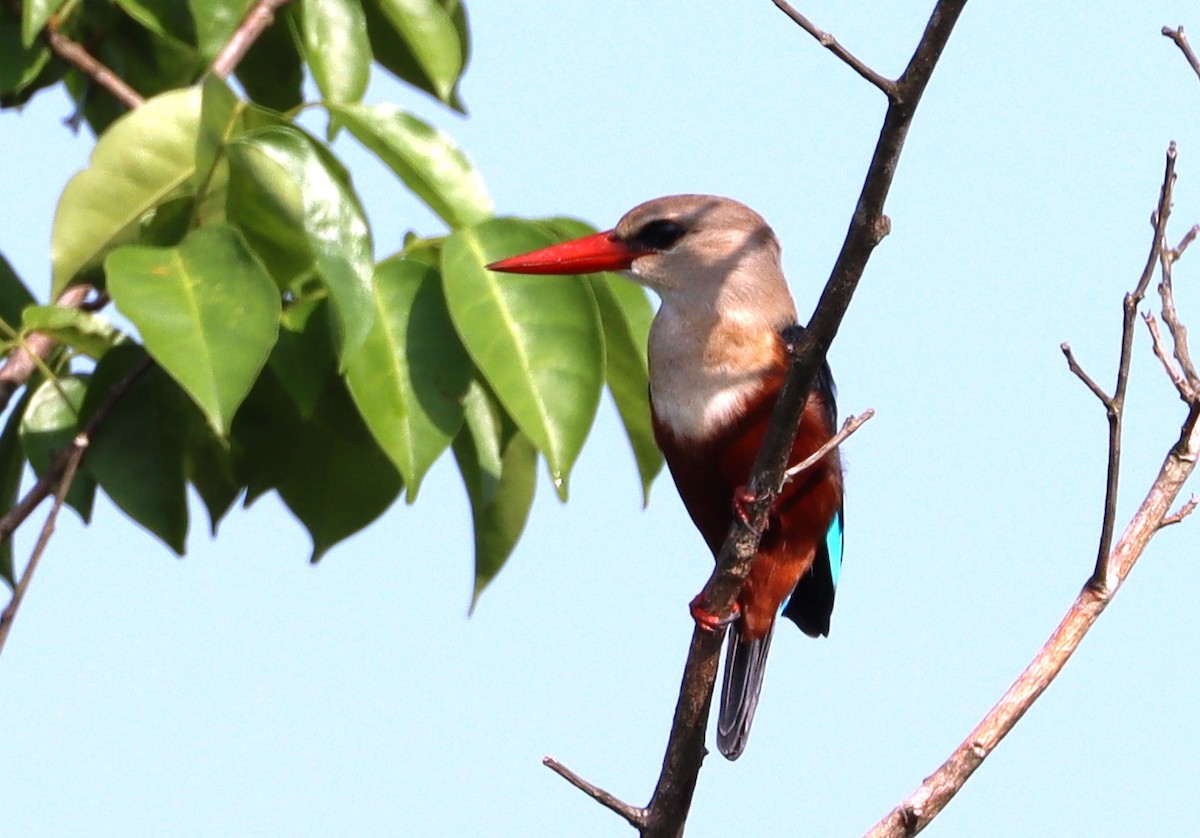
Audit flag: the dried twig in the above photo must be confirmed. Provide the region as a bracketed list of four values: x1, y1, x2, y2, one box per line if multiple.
[784, 408, 875, 482]
[44, 28, 144, 109]
[0, 436, 85, 655]
[1163, 26, 1200, 84]
[772, 1, 897, 97]
[545, 3, 969, 835]
[1064, 144, 1176, 588]
[863, 144, 1200, 838]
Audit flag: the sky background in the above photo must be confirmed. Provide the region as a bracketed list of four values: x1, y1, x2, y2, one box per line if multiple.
[4, 1, 1200, 835]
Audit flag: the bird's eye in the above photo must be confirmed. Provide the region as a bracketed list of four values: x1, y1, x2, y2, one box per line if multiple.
[632, 219, 688, 251]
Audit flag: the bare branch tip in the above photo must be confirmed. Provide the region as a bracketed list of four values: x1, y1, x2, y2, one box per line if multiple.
[542, 755, 645, 828]
[1161, 495, 1199, 528]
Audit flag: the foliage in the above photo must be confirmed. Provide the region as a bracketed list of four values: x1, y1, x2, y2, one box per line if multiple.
[0, 0, 662, 602]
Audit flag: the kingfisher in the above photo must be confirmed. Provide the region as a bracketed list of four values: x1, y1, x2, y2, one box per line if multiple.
[487, 195, 844, 760]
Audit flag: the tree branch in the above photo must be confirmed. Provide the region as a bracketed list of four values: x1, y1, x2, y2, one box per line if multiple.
[772, 1, 897, 97]
[0, 284, 94, 414]
[1062, 144, 1176, 588]
[784, 408, 874, 482]
[544, 3, 969, 834]
[0, 433, 85, 656]
[0, 355, 153, 657]
[1163, 26, 1200, 84]
[210, 0, 295, 78]
[44, 26, 144, 109]
[863, 145, 1200, 838]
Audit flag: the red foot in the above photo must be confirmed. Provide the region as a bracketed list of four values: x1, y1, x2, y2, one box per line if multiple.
[732, 485, 758, 525]
[690, 594, 740, 632]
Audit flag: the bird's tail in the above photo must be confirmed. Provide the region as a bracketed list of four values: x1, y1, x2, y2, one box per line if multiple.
[716, 623, 774, 760]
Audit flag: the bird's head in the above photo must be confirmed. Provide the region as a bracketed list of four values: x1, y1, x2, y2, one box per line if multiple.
[488, 195, 794, 322]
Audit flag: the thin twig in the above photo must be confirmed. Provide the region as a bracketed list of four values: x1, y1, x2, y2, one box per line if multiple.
[0, 434, 85, 655]
[41, 26, 144, 109]
[543, 758, 647, 829]
[1163, 26, 1200, 84]
[1059, 343, 1112, 406]
[1143, 312, 1194, 400]
[210, 0, 295, 78]
[1067, 144, 1177, 589]
[784, 408, 875, 482]
[1159, 226, 1200, 388]
[0, 355, 153, 658]
[772, 1, 897, 97]
[1160, 494, 1198, 527]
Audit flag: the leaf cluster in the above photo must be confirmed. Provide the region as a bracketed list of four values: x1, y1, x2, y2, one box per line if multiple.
[0, 0, 662, 605]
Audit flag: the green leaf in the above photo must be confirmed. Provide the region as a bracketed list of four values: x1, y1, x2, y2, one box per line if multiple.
[20, 376, 97, 522]
[269, 296, 336, 418]
[21, 0, 63, 47]
[328, 102, 492, 229]
[453, 382, 536, 610]
[231, 368, 305, 504]
[299, 0, 369, 105]
[0, 253, 36, 338]
[363, 0, 464, 106]
[227, 126, 375, 362]
[80, 345, 189, 554]
[234, 11, 303, 111]
[21, 306, 125, 360]
[442, 218, 603, 499]
[345, 257, 471, 501]
[51, 86, 202, 298]
[0, 388, 32, 587]
[0, 19, 50, 96]
[105, 224, 281, 436]
[185, 411, 240, 535]
[277, 379, 404, 562]
[115, 0, 197, 43]
[188, 0, 255, 60]
[544, 217, 662, 504]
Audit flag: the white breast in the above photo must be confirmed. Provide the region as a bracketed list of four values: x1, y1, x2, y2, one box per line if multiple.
[647, 308, 778, 442]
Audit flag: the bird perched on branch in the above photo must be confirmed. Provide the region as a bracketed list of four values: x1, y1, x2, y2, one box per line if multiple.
[488, 195, 844, 760]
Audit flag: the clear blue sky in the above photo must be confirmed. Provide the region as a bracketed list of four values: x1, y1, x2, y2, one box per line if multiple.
[4, 2, 1200, 835]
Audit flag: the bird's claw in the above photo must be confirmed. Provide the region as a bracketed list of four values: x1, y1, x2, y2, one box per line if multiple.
[732, 485, 758, 525]
[690, 594, 739, 631]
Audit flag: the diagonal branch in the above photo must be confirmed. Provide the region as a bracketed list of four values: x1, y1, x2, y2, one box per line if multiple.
[0, 355, 153, 656]
[772, 1, 897, 97]
[210, 0, 296, 78]
[863, 145, 1200, 838]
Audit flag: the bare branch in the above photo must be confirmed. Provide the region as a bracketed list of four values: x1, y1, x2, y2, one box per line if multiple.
[43, 26, 144, 109]
[783, 408, 875, 482]
[1085, 144, 1177, 588]
[211, 0, 296, 78]
[1159, 225, 1200, 388]
[772, 1, 897, 97]
[0, 355, 153, 657]
[863, 144, 1200, 838]
[1059, 342, 1112, 406]
[1160, 494, 1198, 528]
[1163, 26, 1200, 84]
[1143, 311, 1195, 400]
[543, 758, 646, 829]
[0, 434, 85, 656]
